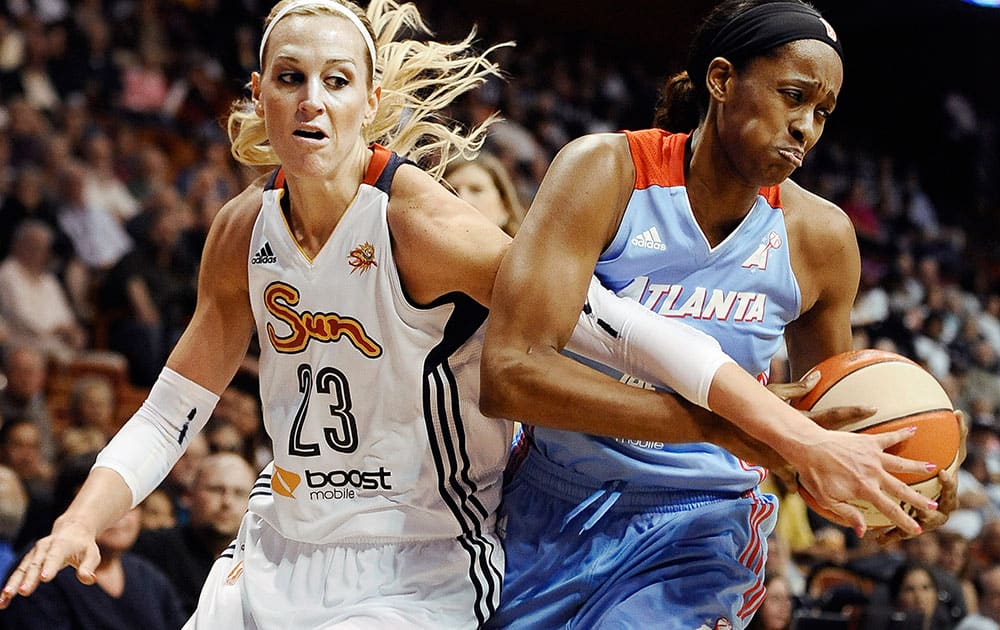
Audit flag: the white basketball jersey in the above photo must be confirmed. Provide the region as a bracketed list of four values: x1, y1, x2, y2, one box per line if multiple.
[245, 146, 511, 545]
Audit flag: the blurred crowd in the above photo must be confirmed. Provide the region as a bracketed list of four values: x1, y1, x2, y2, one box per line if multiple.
[0, 2, 996, 629]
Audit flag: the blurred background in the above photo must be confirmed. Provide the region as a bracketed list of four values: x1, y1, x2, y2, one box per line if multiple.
[0, 2, 996, 629]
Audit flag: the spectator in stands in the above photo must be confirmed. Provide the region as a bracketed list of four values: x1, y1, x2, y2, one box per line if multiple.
[55, 160, 133, 324]
[210, 383, 269, 470]
[747, 572, 795, 630]
[957, 565, 1000, 630]
[159, 432, 209, 527]
[0, 451, 186, 630]
[80, 131, 140, 224]
[0, 418, 54, 503]
[132, 452, 255, 617]
[138, 489, 175, 532]
[0, 417, 55, 553]
[0, 165, 66, 263]
[98, 191, 193, 386]
[444, 151, 527, 237]
[66, 374, 117, 441]
[939, 530, 980, 616]
[0, 221, 86, 364]
[0, 344, 55, 459]
[866, 561, 956, 630]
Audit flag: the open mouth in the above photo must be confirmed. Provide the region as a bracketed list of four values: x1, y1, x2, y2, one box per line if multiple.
[294, 129, 326, 140]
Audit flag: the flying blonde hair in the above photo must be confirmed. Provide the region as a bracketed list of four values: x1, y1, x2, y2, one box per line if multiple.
[228, 0, 508, 180]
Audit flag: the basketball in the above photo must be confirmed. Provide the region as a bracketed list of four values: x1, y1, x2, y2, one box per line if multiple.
[792, 349, 961, 527]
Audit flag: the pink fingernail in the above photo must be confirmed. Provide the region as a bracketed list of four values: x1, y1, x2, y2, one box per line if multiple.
[928, 500, 939, 510]
[926, 462, 938, 471]
[908, 425, 918, 433]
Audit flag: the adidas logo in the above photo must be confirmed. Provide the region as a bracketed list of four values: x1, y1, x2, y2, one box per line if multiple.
[631, 227, 666, 251]
[251, 242, 277, 265]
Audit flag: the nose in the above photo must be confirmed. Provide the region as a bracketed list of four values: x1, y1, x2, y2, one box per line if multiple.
[789, 110, 819, 146]
[298, 78, 323, 116]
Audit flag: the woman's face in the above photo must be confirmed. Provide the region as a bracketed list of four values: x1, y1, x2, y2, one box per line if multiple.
[254, 11, 377, 178]
[897, 568, 938, 619]
[758, 575, 793, 630]
[715, 39, 843, 187]
[447, 163, 509, 228]
[96, 508, 141, 554]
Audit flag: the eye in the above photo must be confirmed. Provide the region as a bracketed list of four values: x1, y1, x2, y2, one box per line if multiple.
[277, 71, 303, 85]
[816, 107, 833, 120]
[780, 89, 804, 104]
[325, 75, 349, 89]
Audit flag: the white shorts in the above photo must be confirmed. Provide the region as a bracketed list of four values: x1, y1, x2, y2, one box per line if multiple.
[183, 511, 504, 629]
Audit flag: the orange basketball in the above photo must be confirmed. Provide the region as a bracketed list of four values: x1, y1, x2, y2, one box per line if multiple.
[791, 349, 960, 527]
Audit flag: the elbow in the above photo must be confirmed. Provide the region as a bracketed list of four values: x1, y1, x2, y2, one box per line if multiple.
[479, 347, 529, 420]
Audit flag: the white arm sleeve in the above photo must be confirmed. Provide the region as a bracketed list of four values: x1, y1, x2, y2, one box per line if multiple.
[565, 276, 735, 410]
[93, 367, 219, 508]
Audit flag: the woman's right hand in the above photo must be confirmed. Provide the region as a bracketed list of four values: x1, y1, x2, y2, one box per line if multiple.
[0, 517, 101, 608]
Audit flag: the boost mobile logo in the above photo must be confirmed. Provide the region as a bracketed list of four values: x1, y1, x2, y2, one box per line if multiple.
[271, 465, 301, 498]
[306, 467, 393, 501]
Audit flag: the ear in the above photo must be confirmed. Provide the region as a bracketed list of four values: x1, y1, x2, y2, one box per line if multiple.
[251, 72, 263, 116]
[705, 57, 735, 102]
[363, 85, 381, 127]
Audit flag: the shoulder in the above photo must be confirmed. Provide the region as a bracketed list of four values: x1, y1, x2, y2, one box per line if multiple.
[553, 132, 632, 169]
[384, 162, 510, 306]
[779, 178, 857, 256]
[384, 162, 484, 238]
[200, 175, 268, 275]
[210, 175, 268, 240]
[778, 178, 860, 312]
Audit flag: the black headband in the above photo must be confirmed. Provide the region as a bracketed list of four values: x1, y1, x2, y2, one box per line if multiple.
[688, 2, 844, 86]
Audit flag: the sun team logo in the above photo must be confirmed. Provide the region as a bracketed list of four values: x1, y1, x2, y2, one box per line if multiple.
[263, 281, 383, 357]
[347, 241, 377, 274]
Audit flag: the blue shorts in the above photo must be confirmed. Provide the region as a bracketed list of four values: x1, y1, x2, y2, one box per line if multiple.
[490, 448, 778, 630]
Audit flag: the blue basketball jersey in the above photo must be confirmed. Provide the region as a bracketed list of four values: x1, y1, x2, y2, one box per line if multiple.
[532, 129, 802, 493]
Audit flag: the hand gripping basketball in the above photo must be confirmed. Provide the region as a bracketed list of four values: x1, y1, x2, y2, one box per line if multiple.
[789, 349, 963, 536]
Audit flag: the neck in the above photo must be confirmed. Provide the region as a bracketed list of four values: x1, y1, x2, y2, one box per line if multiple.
[686, 127, 761, 246]
[283, 145, 372, 257]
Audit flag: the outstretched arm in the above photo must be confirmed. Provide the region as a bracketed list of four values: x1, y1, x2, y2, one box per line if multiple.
[0, 183, 260, 607]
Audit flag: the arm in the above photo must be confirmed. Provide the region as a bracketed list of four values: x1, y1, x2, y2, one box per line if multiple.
[388, 158, 778, 459]
[482, 136, 931, 536]
[0, 182, 260, 607]
[480, 134, 756, 445]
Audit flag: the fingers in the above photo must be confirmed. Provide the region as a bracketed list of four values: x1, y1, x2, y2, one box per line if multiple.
[936, 466, 959, 515]
[873, 426, 919, 450]
[956, 410, 969, 465]
[767, 371, 820, 403]
[879, 451, 938, 477]
[74, 546, 100, 586]
[823, 502, 868, 539]
[808, 405, 878, 431]
[0, 546, 47, 607]
[875, 500, 950, 545]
